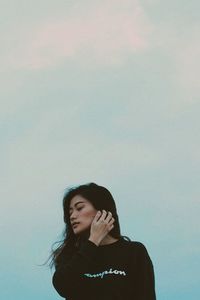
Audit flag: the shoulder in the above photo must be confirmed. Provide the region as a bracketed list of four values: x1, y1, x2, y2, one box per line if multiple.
[131, 241, 148, 251]
[55, 244, 75, 267]
[122, 238, 147, 249]
[122, 239, 150, 257]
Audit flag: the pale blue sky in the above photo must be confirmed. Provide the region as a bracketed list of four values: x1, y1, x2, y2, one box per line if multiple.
[1, 1, 200, 299]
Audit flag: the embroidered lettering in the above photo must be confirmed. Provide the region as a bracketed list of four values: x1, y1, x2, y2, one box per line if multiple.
[84, 268, 126, 279]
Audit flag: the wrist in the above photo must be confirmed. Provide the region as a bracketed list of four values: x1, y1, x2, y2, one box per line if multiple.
[88, 236, 100, 246]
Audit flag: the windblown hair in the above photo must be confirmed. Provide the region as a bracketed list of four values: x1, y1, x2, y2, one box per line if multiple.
[43, 182, 131, 269]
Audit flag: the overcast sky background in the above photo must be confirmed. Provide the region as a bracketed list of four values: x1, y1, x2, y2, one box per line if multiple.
[1, 1, 200, 299]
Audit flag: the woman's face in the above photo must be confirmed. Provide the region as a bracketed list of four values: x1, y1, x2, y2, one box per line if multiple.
[69, 195, 98, 235]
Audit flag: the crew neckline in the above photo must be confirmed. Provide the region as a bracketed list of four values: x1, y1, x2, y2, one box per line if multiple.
[98, 237, 123, 248]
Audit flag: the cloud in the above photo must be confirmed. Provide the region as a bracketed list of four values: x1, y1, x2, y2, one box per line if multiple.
[6, 0, 152, 70]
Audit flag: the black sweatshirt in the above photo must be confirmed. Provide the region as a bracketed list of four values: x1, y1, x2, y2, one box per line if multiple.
[52, 237, 156, 300]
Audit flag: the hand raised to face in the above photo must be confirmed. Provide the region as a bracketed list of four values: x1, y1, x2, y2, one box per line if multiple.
[89, 210, 115, 246]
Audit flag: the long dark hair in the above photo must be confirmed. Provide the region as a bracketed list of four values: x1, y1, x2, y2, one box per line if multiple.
[44, 182, 131, 269]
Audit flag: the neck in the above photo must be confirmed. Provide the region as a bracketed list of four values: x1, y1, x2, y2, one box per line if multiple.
[99, 235, 119, 246]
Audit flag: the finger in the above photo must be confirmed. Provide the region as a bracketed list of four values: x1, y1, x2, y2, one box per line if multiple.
[97, 210, 107, 222]
[105, 211, 113, 222]
[108, 217, 115, 225]
[108, 223, 114, 232]
[93, 211, 102, 221]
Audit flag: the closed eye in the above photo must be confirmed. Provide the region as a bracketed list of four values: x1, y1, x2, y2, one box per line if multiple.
[77, 206, 83, 211]
[69, 206, 84, 216]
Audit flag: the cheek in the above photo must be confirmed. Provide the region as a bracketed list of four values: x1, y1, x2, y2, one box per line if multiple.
[82, 209, 96, 221]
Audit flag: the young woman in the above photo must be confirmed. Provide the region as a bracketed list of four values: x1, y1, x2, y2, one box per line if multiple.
[50, 182, 156, 300]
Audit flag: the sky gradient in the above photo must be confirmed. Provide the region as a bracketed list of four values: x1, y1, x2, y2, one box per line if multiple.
[1, 1, 200, 299]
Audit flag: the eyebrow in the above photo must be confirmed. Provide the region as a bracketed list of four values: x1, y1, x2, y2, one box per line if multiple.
[69, 201, 85, 212]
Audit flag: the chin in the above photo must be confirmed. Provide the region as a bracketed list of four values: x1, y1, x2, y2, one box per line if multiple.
[75, 227, 90, 237]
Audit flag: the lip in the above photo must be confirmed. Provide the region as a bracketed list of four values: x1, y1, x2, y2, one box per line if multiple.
[72, 222, 80, 228]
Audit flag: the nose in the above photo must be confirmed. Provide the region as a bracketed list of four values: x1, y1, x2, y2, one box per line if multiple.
[70, 210, 78, 222]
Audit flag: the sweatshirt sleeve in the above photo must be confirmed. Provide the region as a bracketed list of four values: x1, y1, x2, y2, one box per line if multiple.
[52, 240, 99, 298]
[134, 242, 156, 300]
